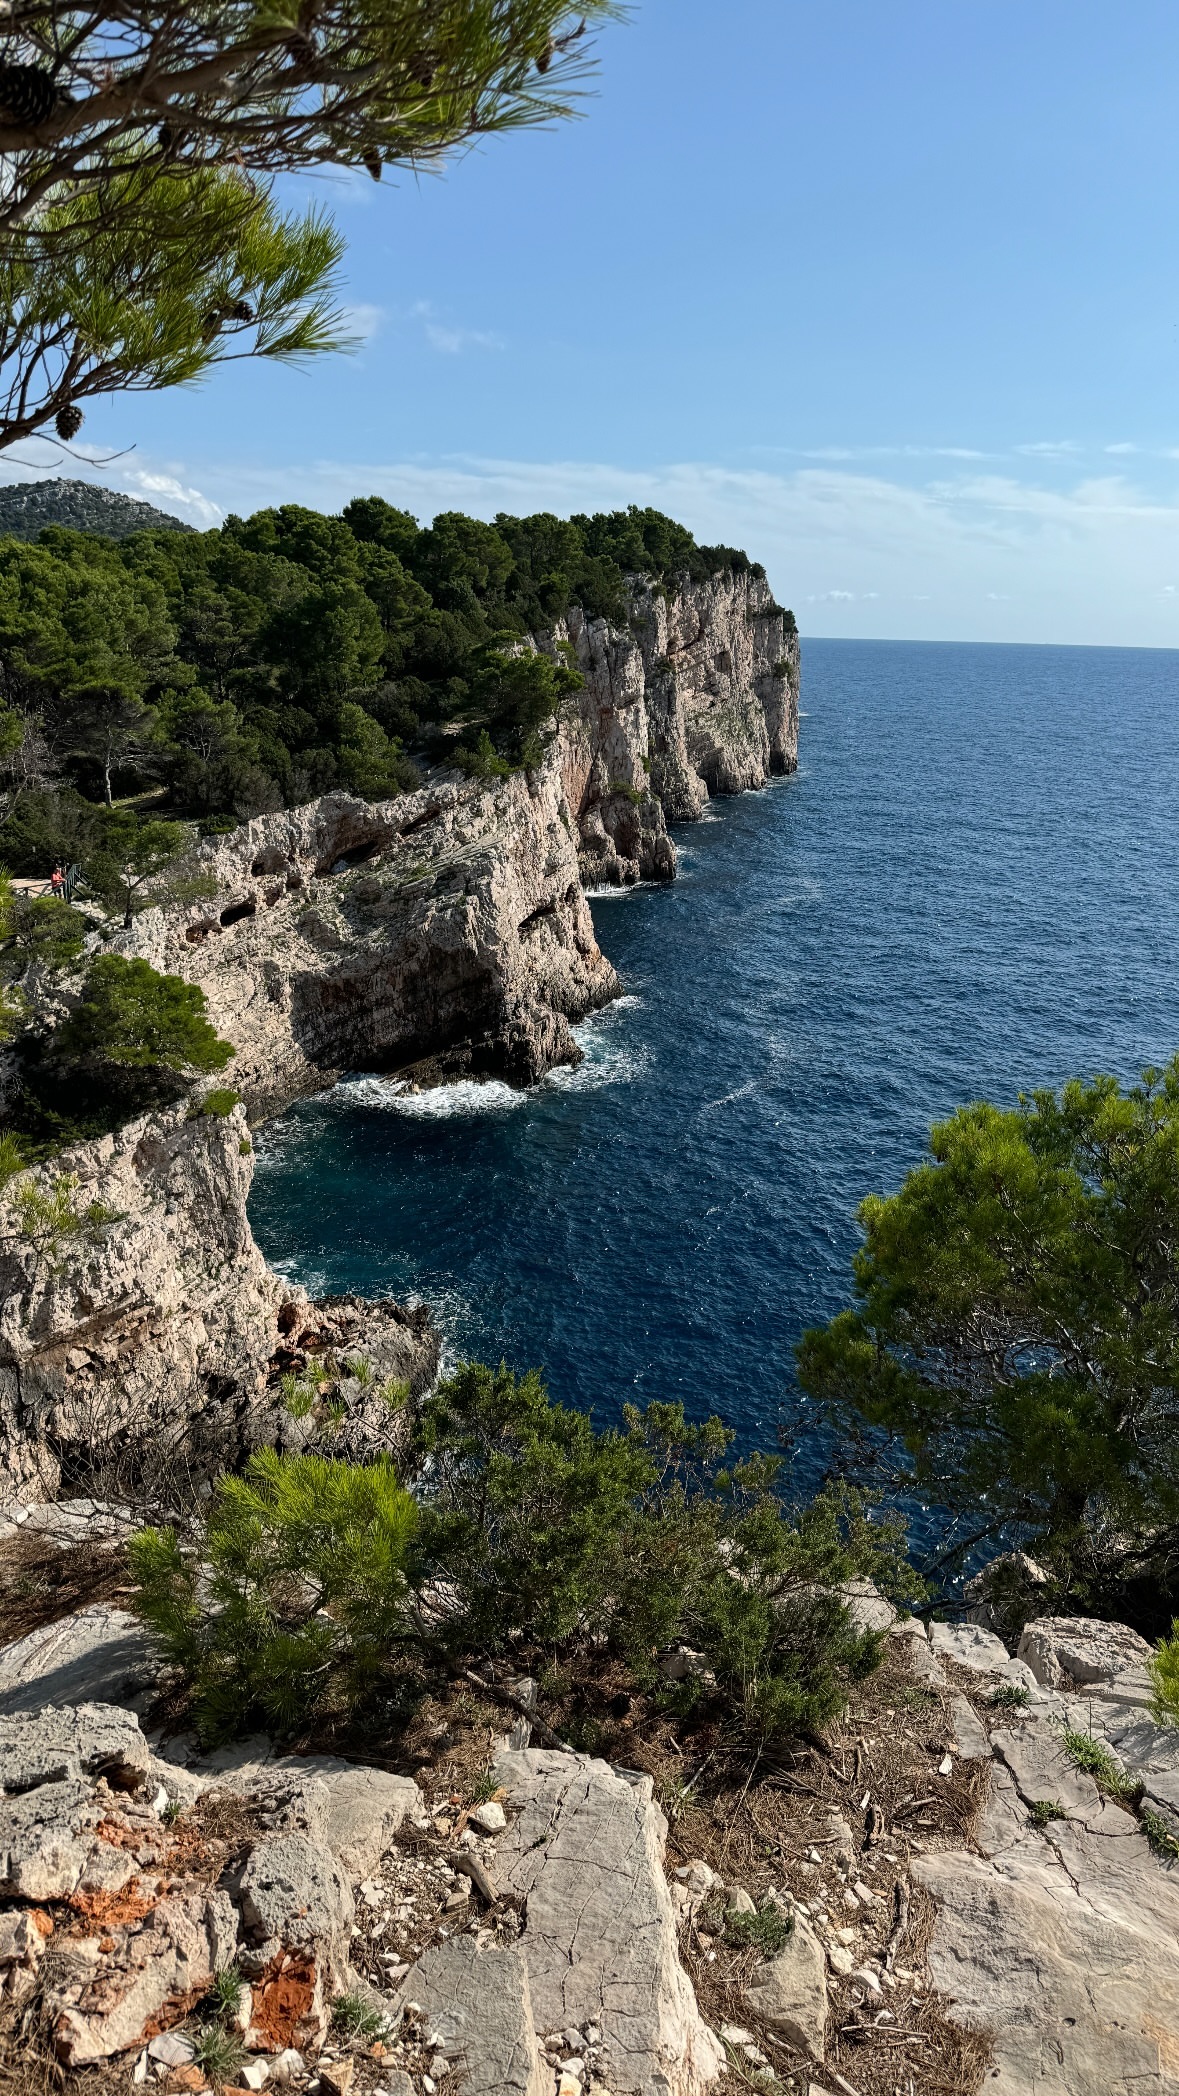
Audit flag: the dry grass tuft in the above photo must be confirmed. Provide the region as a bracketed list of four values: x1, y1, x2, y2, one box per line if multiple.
[0, 1533, 131, 1643]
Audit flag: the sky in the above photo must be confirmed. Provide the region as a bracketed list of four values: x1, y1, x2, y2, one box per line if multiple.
[16, 0, 1179, 645]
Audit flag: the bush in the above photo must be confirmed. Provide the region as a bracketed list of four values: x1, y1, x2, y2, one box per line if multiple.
[413, 1363, 920, 1747]
[8, 895, 87, 971]
[55, 955, 234, 1076]
[132, 1360, 920, 1753]
[1151, 1622, 1179, 1727]
[192, 1087, 241, 1119]
[129, 1449, 418, 1741]
[723, 1900, 792, 1955]
[798, 1060, 1179, 1613]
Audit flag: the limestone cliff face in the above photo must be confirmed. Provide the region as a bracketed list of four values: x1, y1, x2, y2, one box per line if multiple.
[115, 767, 618, 1120]
[0, 1103, 437, 1505]
[558, 568, 798, 887]
[0, 564, 799, 1503]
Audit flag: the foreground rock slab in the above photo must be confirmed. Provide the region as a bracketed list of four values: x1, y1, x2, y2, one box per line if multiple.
[0, 1605, 159, 1718]
[901, 1622, 1179, 2094]
[392, 1936, 548, 2096]
[494, 1745, 725, 2096]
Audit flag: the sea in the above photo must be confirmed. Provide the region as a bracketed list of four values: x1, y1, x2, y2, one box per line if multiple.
[249, 639, 1179, 1534]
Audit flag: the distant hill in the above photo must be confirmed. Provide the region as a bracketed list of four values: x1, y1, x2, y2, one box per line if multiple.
[0, 478, 195, 541]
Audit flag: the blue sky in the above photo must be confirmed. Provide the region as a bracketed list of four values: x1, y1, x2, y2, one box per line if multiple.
[25, 0, 1179, 644]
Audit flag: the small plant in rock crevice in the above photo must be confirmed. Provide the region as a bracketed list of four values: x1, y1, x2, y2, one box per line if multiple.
[990, 1682, 1031, 1710]
[205, 1965, 245, 2021]
[722, 1898, 793, 1956]
[1141, 1805, 1179, 1859]
[280, 1372, 316, 1420]
[1029, 1798, 1069, 1827]
[1061, 1727, 1134, 1798]
[1151, 1621, 1179, 1728]
[189, 2023, 246, 2081]
[331, 1992, 391, 2042]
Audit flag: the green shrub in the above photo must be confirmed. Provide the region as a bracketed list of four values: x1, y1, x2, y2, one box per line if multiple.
[346, 1354, 373, 1387]
[724, 1900, 792, 1956]
[454, 728, 510, 780]
[1141, 1805, 1179, 1858]
[1029, 1799, 1068, 1827]
[331, 1993, 391, 2042]
[280, 1372, 316, 1419]
[990, 1682, 1031, 1710]
[378, 1376, 411, 1411]
[10, 896, 87, 970]
[130, 1359, 920, 1756]
[205, 1965, 245, 2021]
[129, 1449, 418, 1742]
[190, 2025, 246, 2081]
[0, 1132, 26, 1187]
[55, 956, 234, 1076]
[414, 1363, 921, 1748]
[797, 1059, 1179, 1602]
[1150, 1622, 1179, 1727]
[3, 1172, 119, 1261]
[192, 1088, 241, 1119]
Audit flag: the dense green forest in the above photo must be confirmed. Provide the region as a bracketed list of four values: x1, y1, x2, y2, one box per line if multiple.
[0, 499, 766, 878]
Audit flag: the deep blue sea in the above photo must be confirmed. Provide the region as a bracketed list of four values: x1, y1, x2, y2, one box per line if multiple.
[250, 640, 1179, 1506]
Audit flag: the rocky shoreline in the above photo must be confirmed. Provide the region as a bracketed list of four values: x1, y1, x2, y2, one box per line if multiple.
[0, 567, 797, 1508]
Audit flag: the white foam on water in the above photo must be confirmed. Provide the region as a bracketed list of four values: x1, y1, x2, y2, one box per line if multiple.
[698, 1077, 758, 1115]
[346, 1074, 529, 1118]
[325, 994, 650, 1120]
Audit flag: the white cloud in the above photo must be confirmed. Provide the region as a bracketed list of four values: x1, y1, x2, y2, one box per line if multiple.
[118, 468, 223, 527]
[1014, 440, 1081, 458]
[340, 303, 384, 344]
[410, 300, 503, 355]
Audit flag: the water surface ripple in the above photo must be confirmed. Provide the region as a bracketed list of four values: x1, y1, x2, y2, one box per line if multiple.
[250, 640, 1179, 1483]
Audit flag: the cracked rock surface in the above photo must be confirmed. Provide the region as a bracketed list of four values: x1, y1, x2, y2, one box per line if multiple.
[898, 1614, 1179, 2094]
[493, 1745, 725, 2096]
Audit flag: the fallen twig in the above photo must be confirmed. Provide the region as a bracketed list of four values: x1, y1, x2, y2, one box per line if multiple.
[458, 1665, 573, 1752]
[884, 1877, 910, 1970]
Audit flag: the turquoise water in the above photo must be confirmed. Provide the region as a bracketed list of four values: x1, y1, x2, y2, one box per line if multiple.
[250, 639, 1179, 1502]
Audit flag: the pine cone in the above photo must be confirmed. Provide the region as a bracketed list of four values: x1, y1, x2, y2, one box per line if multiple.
[363, 151, 382, 182]
[55, 403, 83, 440]
[230, 300, 255, 323]
[0, 63, 57, 128]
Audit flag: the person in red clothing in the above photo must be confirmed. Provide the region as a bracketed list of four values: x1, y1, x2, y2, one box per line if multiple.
[50, 863, 64, 896]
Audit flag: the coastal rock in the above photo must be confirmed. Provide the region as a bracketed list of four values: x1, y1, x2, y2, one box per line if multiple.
[915, 1620, 1179, 2093]
[0, 1106, 438, 1505]
[1017, 1615, 1154, 1695]
[48, 1886, 238, 2066]
[113, 774, 618, 1119]
[0, 1608, 157, 1718]
[558, 571, 798, 886]
[492, 1746, 725, 2095]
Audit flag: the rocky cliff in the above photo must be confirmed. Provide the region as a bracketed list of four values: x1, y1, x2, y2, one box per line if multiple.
[0, 1103, 437, 1505]
[559, 567, 798, 887]
[115, 771, 618, 1122]
[106, 566, 797, 1116]
[0, 565, 797, 1503]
